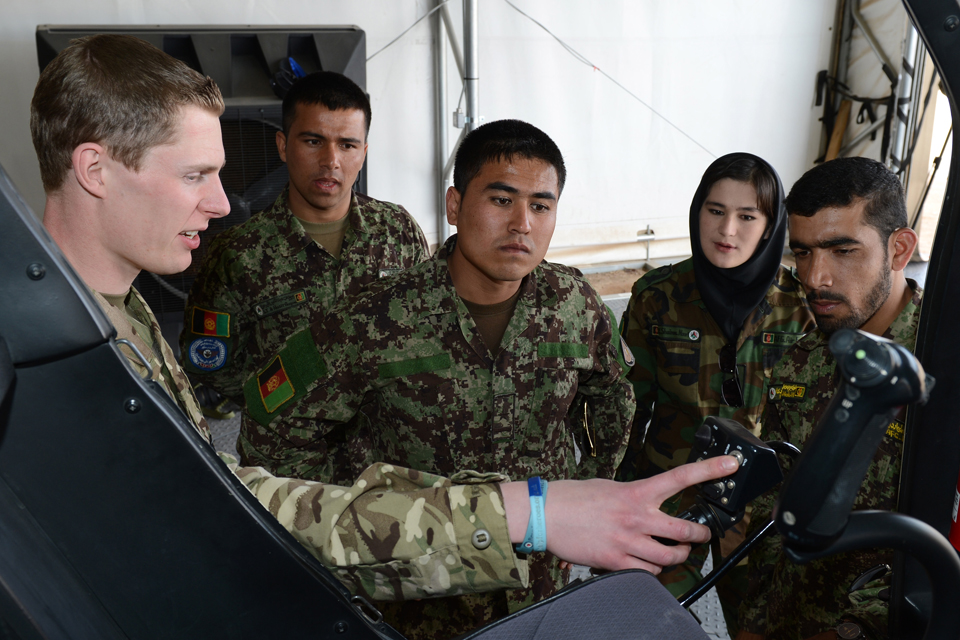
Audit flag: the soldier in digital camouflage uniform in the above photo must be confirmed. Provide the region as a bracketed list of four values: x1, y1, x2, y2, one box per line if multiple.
[738, 157, 921, 640]
[34, 37, 736, 625]
[245, 120, 635, 639]
[180, 71, 428, 481]
[617, 154, 815, 632]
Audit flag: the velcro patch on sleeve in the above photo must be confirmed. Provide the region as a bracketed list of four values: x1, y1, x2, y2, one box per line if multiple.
[538, 343, 590, 358]
[191, 306, 230, 337]
[254, 290, 308, 319]
[651, 325, 701, 342]
[378, 353, 451, 379]
[242, 329, 327, 425]
[762, 332, 804, 347]
[768, 382, 807, 403]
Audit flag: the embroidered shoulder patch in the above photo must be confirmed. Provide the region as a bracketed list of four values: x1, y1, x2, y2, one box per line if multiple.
[187, 337, 227, 371]
[257, 356, 295, 412]
[762, 332, 804, 347]
[620, 336, 636, 367]
[254, 290, 308, 319]
[191, 307, 230, 337]
[769, 382, 806, 402]
[652, 325, 701, 342]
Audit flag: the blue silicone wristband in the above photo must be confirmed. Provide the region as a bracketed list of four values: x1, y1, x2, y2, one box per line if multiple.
[515, 477, 548, 554]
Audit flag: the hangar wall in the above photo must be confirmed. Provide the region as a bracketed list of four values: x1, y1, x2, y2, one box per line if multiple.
[0, 0, 836, 264]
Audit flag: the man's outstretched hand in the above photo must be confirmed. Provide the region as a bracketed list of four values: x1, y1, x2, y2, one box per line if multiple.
[502, 455, 739, 574]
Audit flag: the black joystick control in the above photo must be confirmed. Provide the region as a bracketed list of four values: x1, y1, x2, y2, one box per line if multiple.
[671, 417, 783, 539]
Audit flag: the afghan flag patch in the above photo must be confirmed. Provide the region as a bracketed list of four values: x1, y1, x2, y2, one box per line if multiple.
[257, 356, 295, 412]
[191, 307, 230, 337]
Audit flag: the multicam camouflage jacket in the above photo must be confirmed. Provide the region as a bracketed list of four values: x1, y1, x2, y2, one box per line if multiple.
[616, 259, 815, 485]
[739, 282, 922, 640]
[242, 235, 635, 638]
[97, 287, 527, 603]
[179, 188, 428, 403]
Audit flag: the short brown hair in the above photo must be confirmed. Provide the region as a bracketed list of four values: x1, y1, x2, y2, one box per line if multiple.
[30, 34, 224, 192]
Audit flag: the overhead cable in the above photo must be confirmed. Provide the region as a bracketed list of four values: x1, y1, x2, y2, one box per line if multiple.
[367, 0, 453, 61]
[367, 0, 715, 158]
[502, 0, 716, 158]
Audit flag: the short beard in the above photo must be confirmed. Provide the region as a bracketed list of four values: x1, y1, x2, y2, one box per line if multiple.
[814, 265, 892, 335]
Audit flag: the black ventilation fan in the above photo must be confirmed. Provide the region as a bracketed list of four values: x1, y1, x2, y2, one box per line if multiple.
[36, 25, 368, 340]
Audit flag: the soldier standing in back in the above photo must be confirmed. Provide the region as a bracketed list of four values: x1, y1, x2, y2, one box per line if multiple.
[244, 119, 636, 638]
[181, 71, 428, 480]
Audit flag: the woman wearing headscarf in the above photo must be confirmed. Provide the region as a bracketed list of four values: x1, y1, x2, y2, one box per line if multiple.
[616, 153, 815, 634]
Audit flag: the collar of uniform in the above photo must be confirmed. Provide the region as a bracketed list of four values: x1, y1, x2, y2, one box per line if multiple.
[665, 258, 704, 304]
[767, 265, 809, 308]
[796, 278, 923, 352]
[427, 235, 555, 316]
[269, 187, 368, 257]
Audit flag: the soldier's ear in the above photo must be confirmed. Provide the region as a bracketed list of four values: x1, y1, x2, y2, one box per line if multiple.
[889, 227, 918, 272]
[276, 131, 288, 163]
[445, 186, 462, 226]
[72, 143, 107, 199]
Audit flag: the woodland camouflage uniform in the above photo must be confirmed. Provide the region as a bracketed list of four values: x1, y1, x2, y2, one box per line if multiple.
[243, 235, 635, 639]
[739, 282, 922, 640]
[180, 188, 428, 478]
[96, 288, 529, 603]
[616, 258, 815, 628]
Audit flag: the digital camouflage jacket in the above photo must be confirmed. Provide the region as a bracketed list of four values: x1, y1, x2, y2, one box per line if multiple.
[97, 288, 528, 603]
[616, 259, 815, 484]
[180, 187, 428, 403]
[242, 235, 635, 638]
[739, 282, 922, 640]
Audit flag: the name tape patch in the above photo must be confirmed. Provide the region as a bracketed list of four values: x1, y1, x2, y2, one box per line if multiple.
[769, 382, 807, 402]
[254, 290, 308, 319]
[886, 419, 905, 441]
[762, 332, 803, 347]
[652, 325, 701, 342]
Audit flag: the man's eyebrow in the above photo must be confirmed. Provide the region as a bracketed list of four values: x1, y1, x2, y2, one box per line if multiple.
[789, 236, 861, 250]
[704, 199, 759, 211]
[484, 181, 556, 201]
[183, 161, 226, 173]
[298, 131, 364, 145]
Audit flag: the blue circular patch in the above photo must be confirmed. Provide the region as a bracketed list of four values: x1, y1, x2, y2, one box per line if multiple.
[188, 338, 227, 371]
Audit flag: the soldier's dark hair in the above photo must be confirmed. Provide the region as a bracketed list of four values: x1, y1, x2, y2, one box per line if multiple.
[282, 71, 371, 137]
[453, 119, 566, 195]
[31, 34, 223, 192]
[700, 156, 778, 220]
[785, 156, 906, 241]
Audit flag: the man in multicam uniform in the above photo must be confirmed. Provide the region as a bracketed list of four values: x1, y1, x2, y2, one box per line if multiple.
[32, 33, 738, 614]
[181, 71, 428, 479]
[244, 119, 635, 638]
[738, 157, 921, 640]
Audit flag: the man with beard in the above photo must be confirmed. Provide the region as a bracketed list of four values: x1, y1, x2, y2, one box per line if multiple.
[737, 157, 920, 640]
